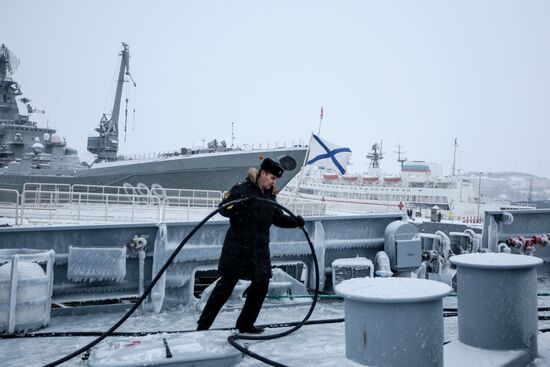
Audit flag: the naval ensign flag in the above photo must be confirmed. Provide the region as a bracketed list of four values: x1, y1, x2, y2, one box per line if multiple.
[307, 134, 352, 175]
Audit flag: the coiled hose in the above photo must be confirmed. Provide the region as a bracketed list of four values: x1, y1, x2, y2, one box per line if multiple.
[41, 197, 319, 367]
[227, 205, 319, 367]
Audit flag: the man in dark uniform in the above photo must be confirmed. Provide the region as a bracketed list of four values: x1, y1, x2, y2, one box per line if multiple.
[196, 158, 305, 333]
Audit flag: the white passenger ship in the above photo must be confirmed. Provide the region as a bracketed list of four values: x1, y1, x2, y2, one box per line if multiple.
[283, 142, 532, 220]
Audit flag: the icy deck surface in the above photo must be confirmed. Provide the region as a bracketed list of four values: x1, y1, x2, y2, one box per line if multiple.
[1, 278, 550, 367]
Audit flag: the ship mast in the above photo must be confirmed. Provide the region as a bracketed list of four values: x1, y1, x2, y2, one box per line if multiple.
[87, 43, 136, 163]
[0, 44, 20, 82]
[0, 45, 22, 124]
[451, 138, 458, 176]
[394, 143, 407, 168]
[367, 141, 384, 169]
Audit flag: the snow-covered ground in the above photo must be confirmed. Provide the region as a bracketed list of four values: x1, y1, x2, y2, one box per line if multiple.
[2, 278, 550, 367]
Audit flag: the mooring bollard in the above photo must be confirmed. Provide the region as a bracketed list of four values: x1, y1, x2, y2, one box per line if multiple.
[450, 253, 542, 361]
[335, 277, 451, 367]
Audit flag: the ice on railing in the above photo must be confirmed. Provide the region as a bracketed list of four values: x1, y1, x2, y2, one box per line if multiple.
[67, 246, 126, 283]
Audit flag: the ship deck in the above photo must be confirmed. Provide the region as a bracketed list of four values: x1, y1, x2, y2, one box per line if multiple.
[2, 279, 550, 367]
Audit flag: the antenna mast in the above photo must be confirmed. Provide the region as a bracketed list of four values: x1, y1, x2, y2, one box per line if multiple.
[452, 138, 458, 176]
[394, 143, 407, 168]
[367, 141, 384, 169]
[231, 121, 235, 148]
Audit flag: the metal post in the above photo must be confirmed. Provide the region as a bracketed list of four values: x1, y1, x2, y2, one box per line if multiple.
[48, 193, 53, 225]
[44, 250, 55, 326]
[477, 173, 482, 218]
[132, 194, 135, 222]
[105, 195, 109, 223]
[8, 255, 19, 334]
[20, 191, 25, 224]
[77, 193, 81, 224]
[15, 191, 20, 226]
[138, 249, 145, 313]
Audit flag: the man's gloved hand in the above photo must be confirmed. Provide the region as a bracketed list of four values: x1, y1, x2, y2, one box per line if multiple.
[295, 215, 305, 229]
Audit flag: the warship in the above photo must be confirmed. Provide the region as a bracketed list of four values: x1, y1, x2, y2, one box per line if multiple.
[0, 43, 307, 195]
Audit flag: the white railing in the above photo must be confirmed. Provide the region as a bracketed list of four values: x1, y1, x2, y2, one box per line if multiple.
[162, 196, 221, 221]
[3, 183, 322, 225]
[156, 187, 222, 205]
[20, 191, 163, 225]
[12, 184, 224, 225]
[278, 197, 327, 216]
[73, 184, 150, 196]
[23, 183, 71, 193]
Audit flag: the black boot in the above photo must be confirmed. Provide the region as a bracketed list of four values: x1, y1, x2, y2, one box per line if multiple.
[196, 323, 209, 331]
[237, 325, 265, 334]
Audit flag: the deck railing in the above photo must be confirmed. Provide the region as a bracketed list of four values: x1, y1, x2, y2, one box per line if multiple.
[0, 189, 20, 225]
[1, 183, 326, 225]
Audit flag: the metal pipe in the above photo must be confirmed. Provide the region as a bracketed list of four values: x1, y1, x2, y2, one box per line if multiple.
[435, 231, 451, 260]
[413, 261, 428, 279]
[498, 243, 511, 253]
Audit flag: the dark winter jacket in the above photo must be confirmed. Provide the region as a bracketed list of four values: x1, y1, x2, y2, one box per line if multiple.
[218, 169, 299, 281]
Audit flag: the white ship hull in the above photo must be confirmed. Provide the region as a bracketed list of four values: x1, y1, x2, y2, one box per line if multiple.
[284, 176, 534, 219]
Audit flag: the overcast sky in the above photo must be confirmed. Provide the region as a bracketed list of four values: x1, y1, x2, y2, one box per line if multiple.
[3, 1, 549, 177]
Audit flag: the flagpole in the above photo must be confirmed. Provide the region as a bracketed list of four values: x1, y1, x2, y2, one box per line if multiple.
[292, 107, 322, 199]
[317, 106, 323, 136]
[292, 132, 313, 198]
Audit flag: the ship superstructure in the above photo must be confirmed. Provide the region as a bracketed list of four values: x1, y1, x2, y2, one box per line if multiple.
[0, 44, 83, 173]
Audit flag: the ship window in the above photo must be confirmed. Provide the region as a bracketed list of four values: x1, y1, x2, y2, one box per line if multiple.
[3, 95, 6, 102]
[278, 155, 297, 171]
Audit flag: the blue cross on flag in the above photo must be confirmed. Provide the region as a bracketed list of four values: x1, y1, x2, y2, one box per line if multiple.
[307, 134, 352, 175]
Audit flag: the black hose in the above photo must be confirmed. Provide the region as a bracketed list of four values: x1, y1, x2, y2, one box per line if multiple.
[227, 204, 320, 367]
[41, 197, 318, 367]
[42, 197, 249, 366]
[30, 196, 550, 365]
[445, 306, 550, 313]
[3, 318, 346, 340]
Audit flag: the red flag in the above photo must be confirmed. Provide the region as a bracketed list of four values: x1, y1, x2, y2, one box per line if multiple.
[320, 107, 324, 120]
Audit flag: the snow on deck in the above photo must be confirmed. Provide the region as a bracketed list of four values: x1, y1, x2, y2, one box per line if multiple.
[2, 279, 550, 367]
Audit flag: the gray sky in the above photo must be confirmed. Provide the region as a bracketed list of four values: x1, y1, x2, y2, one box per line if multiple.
[3, 0, 550, 177]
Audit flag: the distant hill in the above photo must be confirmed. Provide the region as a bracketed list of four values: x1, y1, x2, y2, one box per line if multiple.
[477, 172, 550, 202]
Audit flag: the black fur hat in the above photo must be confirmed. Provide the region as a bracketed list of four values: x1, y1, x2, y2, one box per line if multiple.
[260, 158, 284, 178]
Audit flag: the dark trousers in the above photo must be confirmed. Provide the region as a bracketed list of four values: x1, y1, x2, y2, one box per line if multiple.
[197, 277, 269, 330]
